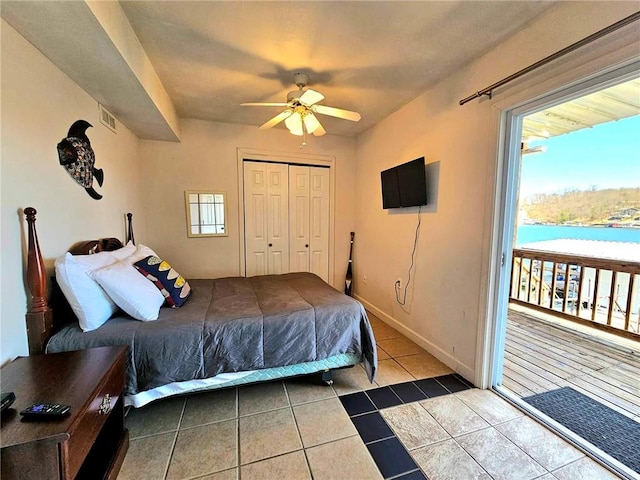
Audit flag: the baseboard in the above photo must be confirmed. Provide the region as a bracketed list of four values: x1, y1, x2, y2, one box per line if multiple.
[354, 294, 476, 384]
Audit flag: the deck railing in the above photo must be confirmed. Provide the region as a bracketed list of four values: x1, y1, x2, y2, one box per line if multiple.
[510, 248, 640, 340]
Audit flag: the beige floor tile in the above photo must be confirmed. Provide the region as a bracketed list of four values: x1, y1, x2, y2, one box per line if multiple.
[381, 403, 449, 450]
[369, 318, 401, 341]
[197, 468, 238, 480]
[239, 408, 302, 464]
[495, 416, 584, 471]
[366, 311, 382, 323]
[395, 353, 453, 379]
[293, 398, 357, 447]
[306, 436, 383, 480]
[332, 364, 376, 395]
[239, 380, 288, 416]
[166, 420, 237, 480]
[285, 376, 336, 405]
[240, 451, 311, 480]
[126, 396, 185, 439]
[552, 457, 620, 480]
[375, 359, 414, 386]
[421, 395, 489, 437]
[377, 346, 391, 360]
[457, 428, 546, 480]
[412, 439, 491, 480]
[117, 432, 175, 480]
[377, 337, 424, 357]
[454, 389, 523, 425]
[181, 388, 236, 428]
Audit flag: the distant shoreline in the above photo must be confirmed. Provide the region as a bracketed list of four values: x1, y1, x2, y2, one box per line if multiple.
[521, 222, 640, 229]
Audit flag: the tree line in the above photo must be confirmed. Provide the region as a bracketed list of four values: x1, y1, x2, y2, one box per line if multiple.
[521, 187, 640, 224]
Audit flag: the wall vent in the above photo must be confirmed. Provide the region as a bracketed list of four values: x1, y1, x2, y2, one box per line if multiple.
[98, 103, 117, 133]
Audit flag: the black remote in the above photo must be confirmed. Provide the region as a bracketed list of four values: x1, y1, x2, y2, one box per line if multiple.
[1, 392, 16, 411]
[20, 403, 70, 420]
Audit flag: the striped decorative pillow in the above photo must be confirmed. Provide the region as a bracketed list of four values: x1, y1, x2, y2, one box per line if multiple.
[133, 255, 192, 308]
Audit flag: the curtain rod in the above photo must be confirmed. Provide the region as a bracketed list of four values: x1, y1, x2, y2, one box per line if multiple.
[459, 11, 640, 106]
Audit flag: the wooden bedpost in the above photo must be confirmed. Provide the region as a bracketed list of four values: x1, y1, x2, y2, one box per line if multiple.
[24, 207, 53, 355]
[126, 212, 135, 245]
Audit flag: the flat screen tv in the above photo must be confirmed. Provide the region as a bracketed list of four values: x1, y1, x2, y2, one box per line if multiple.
[381, 157, 427, 209]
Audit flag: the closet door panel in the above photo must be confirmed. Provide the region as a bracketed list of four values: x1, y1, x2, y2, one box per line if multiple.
[266, 163, 290, 275]
[244, 162, 269, 276]
[289, 165, 310, 272]
[244, 161, 328, 281]
[309, 167, 330, 282]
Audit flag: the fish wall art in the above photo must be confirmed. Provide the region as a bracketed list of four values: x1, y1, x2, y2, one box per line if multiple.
[57, 120, 104, 200]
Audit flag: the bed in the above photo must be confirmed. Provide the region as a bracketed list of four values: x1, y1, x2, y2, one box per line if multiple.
[23, 208, 377, 407]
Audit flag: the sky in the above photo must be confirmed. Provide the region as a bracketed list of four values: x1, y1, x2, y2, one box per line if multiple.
[519, 114, 640, 199]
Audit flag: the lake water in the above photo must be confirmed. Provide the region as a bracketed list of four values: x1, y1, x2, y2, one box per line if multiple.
[516, 225, 640, 247]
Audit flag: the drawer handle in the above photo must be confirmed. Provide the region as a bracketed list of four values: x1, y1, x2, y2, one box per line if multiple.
[98, 393, 112, 415]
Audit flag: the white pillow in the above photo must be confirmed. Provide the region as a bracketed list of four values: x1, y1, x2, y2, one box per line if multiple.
[55, 242, 136, 332]
[111, 241, 137, 261]
[87, 259, 165, 321]
[122, 244, 160, 265]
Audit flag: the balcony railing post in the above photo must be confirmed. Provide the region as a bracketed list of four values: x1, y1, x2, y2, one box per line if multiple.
[624, 274, 635, 332]
[510, 248, 639, 341]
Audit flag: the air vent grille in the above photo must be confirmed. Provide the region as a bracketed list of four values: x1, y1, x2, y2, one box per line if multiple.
[98, 103, 116, 133]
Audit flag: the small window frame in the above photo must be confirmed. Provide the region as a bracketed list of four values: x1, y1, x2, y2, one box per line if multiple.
[185, 190, 228, 238]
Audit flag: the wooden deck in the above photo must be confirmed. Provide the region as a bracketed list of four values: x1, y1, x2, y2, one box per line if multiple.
[503, 308, 640, 421]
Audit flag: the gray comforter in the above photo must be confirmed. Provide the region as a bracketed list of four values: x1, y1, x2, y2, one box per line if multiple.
[47, 273, 377, 396]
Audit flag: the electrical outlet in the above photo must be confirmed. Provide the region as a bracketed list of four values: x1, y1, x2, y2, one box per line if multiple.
[396, 277, 402, 289]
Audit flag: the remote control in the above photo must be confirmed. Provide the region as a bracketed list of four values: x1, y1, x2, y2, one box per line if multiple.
[1, 392, 16, 412]
[20, 403, 70, 419]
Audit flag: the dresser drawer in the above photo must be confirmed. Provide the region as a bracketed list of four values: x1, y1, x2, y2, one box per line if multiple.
[63, 355, 125, 479]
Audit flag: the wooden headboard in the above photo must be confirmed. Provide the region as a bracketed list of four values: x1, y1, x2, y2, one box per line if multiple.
[23, 208, 135, 355]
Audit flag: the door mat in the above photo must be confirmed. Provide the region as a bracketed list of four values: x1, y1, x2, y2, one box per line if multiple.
[524, 387, 640, 473]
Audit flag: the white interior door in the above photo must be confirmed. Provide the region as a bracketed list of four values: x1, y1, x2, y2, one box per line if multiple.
[289, 165, 310, 273]
[243, 162, 268, 276]
[309, 167, 330, 282]
[266, 163, 289, 274]
[244, 161, 327, 280]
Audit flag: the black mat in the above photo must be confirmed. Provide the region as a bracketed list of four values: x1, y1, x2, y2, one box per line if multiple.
[524, 387, 640, 473]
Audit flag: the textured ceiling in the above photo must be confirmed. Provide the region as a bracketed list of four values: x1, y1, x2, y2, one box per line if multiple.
[2, 1, 557, 139]
[119, 1, 555, 137]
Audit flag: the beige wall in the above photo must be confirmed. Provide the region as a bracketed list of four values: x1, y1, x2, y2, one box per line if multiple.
[1, 20, 144, 364]
[138, 119, 357, 287]
[2, 2, 636, 375]
[353, 2, 639, 381]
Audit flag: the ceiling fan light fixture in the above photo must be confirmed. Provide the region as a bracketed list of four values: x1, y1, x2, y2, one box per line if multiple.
[285, 112, 304, 136]
[241, 73, 360, 138]
[303, 112, 321, 134]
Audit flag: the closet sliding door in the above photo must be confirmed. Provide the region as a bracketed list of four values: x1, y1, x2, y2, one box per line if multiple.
[308, 167, 330, 281]
[244, 161, 329, 282]
[288, 165, 330, 281]
[289, 166, 311, 273]
[243, 161, 289, 276]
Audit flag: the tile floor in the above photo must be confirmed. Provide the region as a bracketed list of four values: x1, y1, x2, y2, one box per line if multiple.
[118, 313, 620, 480]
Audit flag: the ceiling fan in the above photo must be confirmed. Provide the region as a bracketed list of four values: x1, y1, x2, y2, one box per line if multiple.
[241, 73, 361, 137]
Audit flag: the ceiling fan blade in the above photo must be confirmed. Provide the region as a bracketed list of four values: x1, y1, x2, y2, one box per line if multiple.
[259, 110, 293, 129]
[303, 113, 326, 136]
[312, 104, 361, 122]
[242, 102, 289, 107]
[299, 89, 324, 106]
[284, 113, 304, 136]
[313, 122, 326, 137]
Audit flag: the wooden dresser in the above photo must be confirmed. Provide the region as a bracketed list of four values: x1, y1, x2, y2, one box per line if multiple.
[1, 347, 129, 480]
